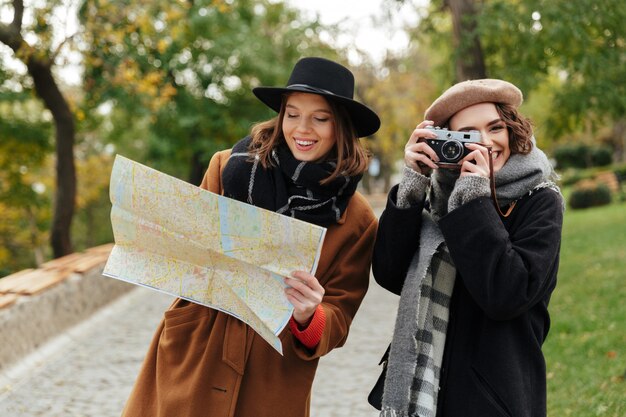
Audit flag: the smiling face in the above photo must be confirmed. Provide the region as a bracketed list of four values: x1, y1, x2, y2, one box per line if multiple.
[281, 92, 337, 162]
[449, 102, 511, 172]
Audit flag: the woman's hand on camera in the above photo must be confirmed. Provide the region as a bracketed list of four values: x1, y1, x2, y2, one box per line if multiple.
[405, 120, 440, 176]
[284, 271, 325, 326]
[460, 143, 491, 178]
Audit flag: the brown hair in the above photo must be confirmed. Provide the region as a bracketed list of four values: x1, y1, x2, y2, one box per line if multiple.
[495, 103, 534, 155]
[249, 93, 371, 184]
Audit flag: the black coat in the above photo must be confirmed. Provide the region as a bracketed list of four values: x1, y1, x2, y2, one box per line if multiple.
[373, 185, 563, 417]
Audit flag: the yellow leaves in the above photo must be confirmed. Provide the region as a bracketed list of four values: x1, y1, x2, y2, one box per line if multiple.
[164, 6, 187, 23]
[139, 70, 177, 110]
[136, 13, 154, 35]
[363, 67, 438, 164]
[76, 153, 114, 209]
[0, 203, 35, 254]
[103, 29, 125, 46]
[113, 59, 140, 84]
[110, 58, 176, 112]
[217, 3, 232, 14]
[157, 38, 169, 54]
[0, 239, 10, 266]
[136, 71, 162, 97]
[160, 83, 178, 101]
[89, 57, 104, 68]
[0, 154, 53, 269]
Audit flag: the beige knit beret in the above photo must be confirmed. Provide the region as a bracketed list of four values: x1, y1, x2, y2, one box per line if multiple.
[424, 79, 523, 127]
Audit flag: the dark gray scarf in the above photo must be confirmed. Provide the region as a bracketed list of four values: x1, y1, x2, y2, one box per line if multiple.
[222, 136, 362, 227]
[432, 142, 563, 217]
[493, 144, 562, 206]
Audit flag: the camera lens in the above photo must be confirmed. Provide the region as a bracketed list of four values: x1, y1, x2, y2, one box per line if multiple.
[441, 140, 463, 161]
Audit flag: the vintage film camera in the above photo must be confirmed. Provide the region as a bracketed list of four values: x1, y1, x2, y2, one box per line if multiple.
[420, 126, 482, 168]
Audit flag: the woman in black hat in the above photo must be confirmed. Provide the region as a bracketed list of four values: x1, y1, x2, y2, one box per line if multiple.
[121, 57, 381, 417]
[370, 79, 564, 417]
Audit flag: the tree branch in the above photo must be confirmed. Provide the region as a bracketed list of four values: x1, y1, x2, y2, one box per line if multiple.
[0, 0, 25, 51]
[51, 32, 77, 62]
[12, 0, 24, 32]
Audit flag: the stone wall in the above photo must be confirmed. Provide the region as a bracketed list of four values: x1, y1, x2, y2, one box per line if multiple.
[0, 245, 133, 371]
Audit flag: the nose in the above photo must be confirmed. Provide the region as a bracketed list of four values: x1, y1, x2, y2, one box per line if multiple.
[296, 117, 312, 132]
[481, 131, 493, 145]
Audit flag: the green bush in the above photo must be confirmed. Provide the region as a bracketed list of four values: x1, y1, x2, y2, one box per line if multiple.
[613, 164, 626, 182]
[559, 169, 588, 187]
[568, 183, 612, 209]
[590, 146, 613, 167]
[554, 144, 589, 169]
[554, 143, 614, 169]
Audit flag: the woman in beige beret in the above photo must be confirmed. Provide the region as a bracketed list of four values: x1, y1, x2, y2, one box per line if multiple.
[371, 79, 564, 417]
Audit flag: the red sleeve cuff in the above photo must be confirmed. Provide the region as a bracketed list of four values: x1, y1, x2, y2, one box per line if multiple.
[289, 304, 326, 349]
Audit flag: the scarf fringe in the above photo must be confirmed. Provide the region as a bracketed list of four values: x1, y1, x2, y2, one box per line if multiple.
[380, 407, 408, 417]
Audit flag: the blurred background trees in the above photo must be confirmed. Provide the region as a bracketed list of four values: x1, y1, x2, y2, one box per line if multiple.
[0, 0, 78, 259]
[78, 0, 340, 185]
[1, 0, 624, 274]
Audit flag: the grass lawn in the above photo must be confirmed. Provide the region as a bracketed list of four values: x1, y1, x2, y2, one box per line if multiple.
[545, 201, 626, 416]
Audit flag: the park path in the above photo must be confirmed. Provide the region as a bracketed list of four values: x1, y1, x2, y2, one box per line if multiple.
[0, 278, 398, 417]
[0, 201, 400, 417]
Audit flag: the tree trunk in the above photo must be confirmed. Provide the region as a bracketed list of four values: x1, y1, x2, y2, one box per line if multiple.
[188, 150, 206, 187]
[445, 0, 487, 81]
[1, 1, 76, 258]
[27, 60, 76, 258]
[612, 119, 626, 163]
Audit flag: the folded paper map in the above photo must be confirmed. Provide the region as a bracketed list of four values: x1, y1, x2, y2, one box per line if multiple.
[103, 155, 327, 355]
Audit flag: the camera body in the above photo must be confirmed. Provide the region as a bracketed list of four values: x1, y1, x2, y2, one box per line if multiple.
[421, 126, 482, 168]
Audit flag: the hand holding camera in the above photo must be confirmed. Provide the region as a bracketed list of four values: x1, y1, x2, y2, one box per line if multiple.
[419, 126, 482, 169]
[404, 121, 441, 176]
[405, 122, 493, 179]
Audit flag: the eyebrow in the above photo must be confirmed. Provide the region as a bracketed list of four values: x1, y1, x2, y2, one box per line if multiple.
[285, 104, 332, 114]
[457, 118, 503, 131]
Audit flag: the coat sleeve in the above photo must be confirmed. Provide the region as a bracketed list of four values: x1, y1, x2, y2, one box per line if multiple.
[372, 184, 425, 295]
[199, 149, 231, 193]
[438, 189, 563, 320]
[291, 195, 378, 360]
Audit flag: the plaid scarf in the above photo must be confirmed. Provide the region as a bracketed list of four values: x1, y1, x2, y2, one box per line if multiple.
[222, 136, 361, 227]
[380, 213, 455, 417]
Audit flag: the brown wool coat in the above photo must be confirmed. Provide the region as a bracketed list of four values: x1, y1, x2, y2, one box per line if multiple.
[121, 149, 377, 417]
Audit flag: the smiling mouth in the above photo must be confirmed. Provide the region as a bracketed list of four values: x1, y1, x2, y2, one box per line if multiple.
[294, 138, 317, 150]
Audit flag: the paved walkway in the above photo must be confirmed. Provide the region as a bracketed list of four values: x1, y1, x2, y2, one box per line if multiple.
[0, 274, 398, 417]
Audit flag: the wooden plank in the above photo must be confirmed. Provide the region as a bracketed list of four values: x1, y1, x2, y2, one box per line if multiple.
[2, 269, 72, 295]
[71, 253, 109, 273]
[0, 269, 35, 293]
[85, 243, 114, 255]
[0, 294, 19, 309]
[41, 252, 85, 270]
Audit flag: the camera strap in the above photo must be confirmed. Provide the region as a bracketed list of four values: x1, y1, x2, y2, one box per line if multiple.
[483, 144, 516, 217]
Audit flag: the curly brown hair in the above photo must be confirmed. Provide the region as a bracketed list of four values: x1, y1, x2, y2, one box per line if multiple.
[248, 93, 371, 185]
[495, 103, 534, 155]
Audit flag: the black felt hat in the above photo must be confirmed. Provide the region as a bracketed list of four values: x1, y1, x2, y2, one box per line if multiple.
[253, 57, 381, 138]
